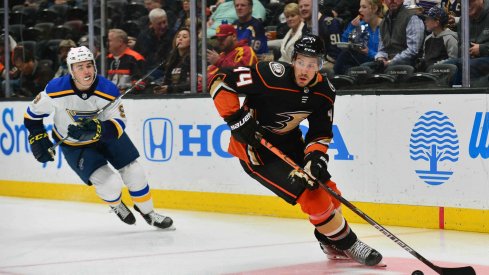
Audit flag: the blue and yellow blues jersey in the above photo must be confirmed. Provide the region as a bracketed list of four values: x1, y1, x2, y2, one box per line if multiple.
[234, 17, 269, 55]
[24, 75, 127, 146]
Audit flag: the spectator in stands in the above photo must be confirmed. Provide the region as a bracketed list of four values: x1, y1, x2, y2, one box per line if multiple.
[443, 0, 489, 85]
[0, 34, 20, 98]
[207, 0, 266, 39]
[107, 29, 146, 92]
[142, 0, 177, 27]
[153, 28, 202, 94]
[299, 0, 344, 74]
[279, 3, 305, 63]
[233, 0, 269, 55]
[371, 0, 425, 71]
[134, 8, 174, 80]
[206, 23, 258, 79]
[334, 0, 383, 75]
[442, 0, 461, 31]
[323, 0, 361, 24]
[53, 39, 76, 78]
[416, 6, 458, 72]
[12, 46, 54, 97]
[174, 0, 191, 32]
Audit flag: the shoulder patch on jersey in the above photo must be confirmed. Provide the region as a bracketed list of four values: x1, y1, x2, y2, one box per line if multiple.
[269, 62, 285, 77]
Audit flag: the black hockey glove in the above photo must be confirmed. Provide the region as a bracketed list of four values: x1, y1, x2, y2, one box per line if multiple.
[225, 108, 262, 147]
[304, 151, 331, 183]
[68, 118, 104, 141]
[28, 129, 55, 163]
[289, 169, 317, 190]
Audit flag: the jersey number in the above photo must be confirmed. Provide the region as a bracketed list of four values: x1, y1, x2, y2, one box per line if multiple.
[234, 67, 253, 87]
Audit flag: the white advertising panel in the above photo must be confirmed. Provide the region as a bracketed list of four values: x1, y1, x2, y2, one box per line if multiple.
[1, 94, 488, 209]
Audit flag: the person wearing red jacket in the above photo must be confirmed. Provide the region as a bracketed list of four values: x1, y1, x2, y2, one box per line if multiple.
[207, 23, 258, 79]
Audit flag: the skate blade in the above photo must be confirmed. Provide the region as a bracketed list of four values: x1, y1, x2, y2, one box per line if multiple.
[328, 257, 387, 267]
[327, 255, 350, 260]
[156, 225, 176, 231]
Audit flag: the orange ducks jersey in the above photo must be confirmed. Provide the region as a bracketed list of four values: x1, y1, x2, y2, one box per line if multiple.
[209, 61, 336, 165]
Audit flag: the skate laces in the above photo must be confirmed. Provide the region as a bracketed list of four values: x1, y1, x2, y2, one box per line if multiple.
[148, 211, 167, 224]
[345, 240, 374, 262]
[111, 203, 131, 219]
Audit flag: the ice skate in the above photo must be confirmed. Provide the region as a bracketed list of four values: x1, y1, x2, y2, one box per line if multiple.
[343, 239, 383, 266]
[110, 201, 136, 225]
[314, 229, 349, 260]
[318, 241, 350, 260]
[134, 205, 174, 230]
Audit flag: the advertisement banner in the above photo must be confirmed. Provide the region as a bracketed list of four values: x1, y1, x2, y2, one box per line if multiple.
[1, 94, 488, 209]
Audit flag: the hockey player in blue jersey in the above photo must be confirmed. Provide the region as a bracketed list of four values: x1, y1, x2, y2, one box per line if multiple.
[24, 46, 174, 229]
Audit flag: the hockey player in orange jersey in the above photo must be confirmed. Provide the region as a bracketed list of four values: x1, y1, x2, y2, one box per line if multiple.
[208, 34, 382, 266]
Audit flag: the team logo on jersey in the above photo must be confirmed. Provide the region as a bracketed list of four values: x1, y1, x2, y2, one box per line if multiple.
[409, 110, 459, 186]
[67, 110, 98, 122]
[263, 111, 311, 134]
[269, 62, 285, 77]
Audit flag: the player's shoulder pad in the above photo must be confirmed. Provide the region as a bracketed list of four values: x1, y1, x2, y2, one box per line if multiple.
[45, 75, 73, 96]
[95, 76, 121, 99]
[256, 61, 292, 86]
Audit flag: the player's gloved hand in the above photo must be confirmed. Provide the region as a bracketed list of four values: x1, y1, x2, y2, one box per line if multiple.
[225, 108, 262, 147]
[304, 151, 331, 183]
[289, 169, 317, 190]
[28, 129, 55, 163]
[68, 118, 104, 141]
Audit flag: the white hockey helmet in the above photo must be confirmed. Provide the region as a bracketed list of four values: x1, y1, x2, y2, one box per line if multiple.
[66, 46, 97, 78]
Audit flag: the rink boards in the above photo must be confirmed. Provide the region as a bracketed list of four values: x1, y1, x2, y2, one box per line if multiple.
[0, 93, 488, 233]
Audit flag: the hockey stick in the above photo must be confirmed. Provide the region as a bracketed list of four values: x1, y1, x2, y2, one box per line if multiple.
[48, 62, 164, 156]
[257, 135, 476, 275]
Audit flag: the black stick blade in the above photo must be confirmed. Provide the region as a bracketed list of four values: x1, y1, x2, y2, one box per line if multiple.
[441, 266, 476, 275]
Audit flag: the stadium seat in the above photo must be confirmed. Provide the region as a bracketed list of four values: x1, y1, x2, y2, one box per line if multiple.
[383, 65, 415, 83]
[36, 9, 59, 24]
[330, 75, 355, 89]
[120, 20, 140, 38]
[427, 64, 457, 86]
[22, 27, 42, 41]
[52, 25, 72, 39]
[363, 73, 396, 85]
[63, 20, 85, 41]
[18, 40, 38, 58]
[407, 63, 457, 87]
[264, 2, 285, 27]
[66, 7, 87, 23]
[124, 2, 148, 21]
[34, 22, 55, 41]
[38, 38, 62, 63]
[330, 66, 374, 89]
[10, 10, 35, 27]
[6, 24, 25, 42]
[39, 59, 54, 69]
[348, 66, 374, 84]
[49, 4, 70, 20]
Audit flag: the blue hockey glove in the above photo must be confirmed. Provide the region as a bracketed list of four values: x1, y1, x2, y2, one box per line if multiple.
[28, 129, 55, 163]
[225, 108, 262, 147]
[68, 118, 104, 141]
[304, 151, 331, 183]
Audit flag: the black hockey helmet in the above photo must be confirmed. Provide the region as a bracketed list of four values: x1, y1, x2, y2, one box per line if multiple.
[293, 34, 326, 59]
